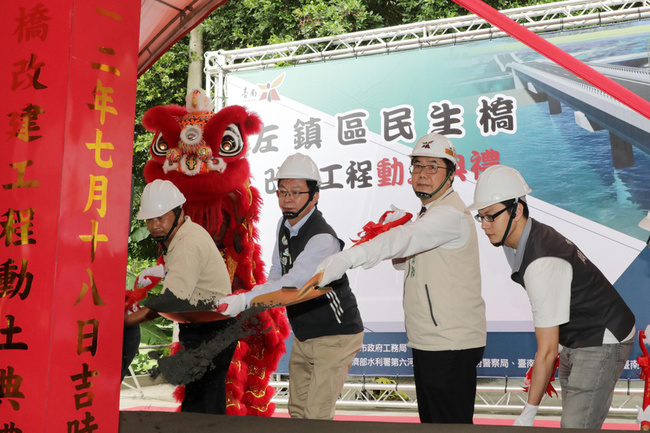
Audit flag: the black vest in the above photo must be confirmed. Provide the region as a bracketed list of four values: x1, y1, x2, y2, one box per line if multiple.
[511, 219, 634, 348]
[280, 209, 363, 342]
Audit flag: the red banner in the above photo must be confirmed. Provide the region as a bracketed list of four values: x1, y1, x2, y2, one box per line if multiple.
[1, 0, 138, 430]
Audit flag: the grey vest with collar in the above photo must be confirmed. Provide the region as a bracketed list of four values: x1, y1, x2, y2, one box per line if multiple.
[511, 219, 634, 348]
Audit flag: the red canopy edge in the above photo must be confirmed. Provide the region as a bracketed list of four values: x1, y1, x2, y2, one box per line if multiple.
[138, 0, 228, 77]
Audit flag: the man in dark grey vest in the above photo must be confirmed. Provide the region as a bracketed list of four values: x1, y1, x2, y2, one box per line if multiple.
[467, 164, 635, 429]
[216, 153, 364, 419]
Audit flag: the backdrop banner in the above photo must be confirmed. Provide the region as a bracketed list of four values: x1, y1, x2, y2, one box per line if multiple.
[225, 19, 650, 379]
[1, 0, 138, 429]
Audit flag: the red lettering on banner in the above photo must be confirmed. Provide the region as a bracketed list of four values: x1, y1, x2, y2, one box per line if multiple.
[88, 80, 117, 125]
[70, 363, 99, 410]
[0, 315, 28, 350]
[0, 366, 25, 410]
[0, 209, 36, 247]
[376, 157, 404, 187]
[78, 220, 108, 262]
[8, 104, 45, 142]
[83, 175, 108, 217]
[74, 269, 105, 307]
[76, 319, 99, 356]
[66, 411, 98, 433]
[0, 259, 32, 300]
[85, 130, 114, 169]
[470, 149, 500, 180]
[3, 161, 40, 190]
[13, 4, 52, 43]
[12, 53, 48, 91]
[90, 47, 120, 76]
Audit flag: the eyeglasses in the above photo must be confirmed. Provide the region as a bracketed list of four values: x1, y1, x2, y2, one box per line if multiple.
[474, 206, 510, 223]
[409, 164, 446, 175]
[276, 190, 310, 199]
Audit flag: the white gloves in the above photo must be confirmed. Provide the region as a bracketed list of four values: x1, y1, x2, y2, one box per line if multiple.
[383, 204, 407, 223]
[637, 405, 650, 425]
[215, 284, 266, 316]
[215, 293, 247, 317]
[513, 403, 538, 426]
[315, 251, 354, 286]
[136, 264, 165, 288]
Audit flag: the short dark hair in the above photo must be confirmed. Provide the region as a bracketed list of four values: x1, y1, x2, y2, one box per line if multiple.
[444, 159, 456, 185]
[306, 180, 319, 194]
[278, 178, 319, 192]
[503, 198, 529, 218]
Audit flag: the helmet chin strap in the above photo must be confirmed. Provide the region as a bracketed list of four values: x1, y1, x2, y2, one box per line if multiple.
[413, 170, 453, 200]
[281, 191, 316, 220]
[153, 207, 183, 254]
[491, 199, 519, 248]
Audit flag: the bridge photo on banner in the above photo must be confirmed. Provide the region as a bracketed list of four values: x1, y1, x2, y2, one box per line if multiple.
[214, 18, 650, 379]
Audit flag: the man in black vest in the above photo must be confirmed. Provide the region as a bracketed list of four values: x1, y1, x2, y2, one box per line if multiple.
[217, 153, 364, 419]
[467, 164, 635, 429]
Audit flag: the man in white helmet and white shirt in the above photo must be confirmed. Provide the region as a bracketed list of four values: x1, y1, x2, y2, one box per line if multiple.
[313, 133, 487, 424]
[215, 153, 364, 420]
[467, 164, 635, 429]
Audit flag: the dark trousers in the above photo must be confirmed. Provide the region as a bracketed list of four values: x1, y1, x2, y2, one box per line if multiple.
[121, 324, 141, 381]
[178, 318, 238, 414]
[412, 346, 485, 424]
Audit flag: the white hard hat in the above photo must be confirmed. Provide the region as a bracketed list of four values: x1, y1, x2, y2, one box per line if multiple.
[275, 153, 321, 184]
[137, 179, 186, 220]
[411, 133, 457, 165]
[466, 165, 532, 211]
[639, 211, 650, 231]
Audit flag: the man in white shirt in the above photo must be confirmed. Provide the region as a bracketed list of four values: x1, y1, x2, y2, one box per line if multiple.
[313, 134, 486, 424]
[467, 164, 635, 429]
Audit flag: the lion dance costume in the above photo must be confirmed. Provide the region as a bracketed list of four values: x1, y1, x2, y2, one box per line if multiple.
[141, 89, 290, 416]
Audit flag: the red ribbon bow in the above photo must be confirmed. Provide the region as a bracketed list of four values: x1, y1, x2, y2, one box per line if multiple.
[125, 255, 165, 312]
[522, 354, 560, 398]
[351, 210, 413, 246]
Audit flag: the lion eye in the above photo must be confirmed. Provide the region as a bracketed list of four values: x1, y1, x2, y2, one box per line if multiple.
[219, 124, 244, 157]
[222, 137, 236, 151]
[151, 133, 169, 157]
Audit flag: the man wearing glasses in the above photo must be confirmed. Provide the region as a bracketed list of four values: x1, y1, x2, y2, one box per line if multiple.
[314, 133, 486, 424]
[467, 164, 634, 429]
[216, 152, 364, 420]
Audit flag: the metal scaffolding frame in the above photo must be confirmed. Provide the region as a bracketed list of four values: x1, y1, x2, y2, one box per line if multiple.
[269, 377, 644, 416]
[205, 0, 650, 107]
